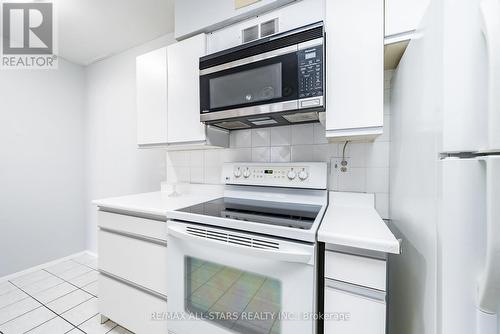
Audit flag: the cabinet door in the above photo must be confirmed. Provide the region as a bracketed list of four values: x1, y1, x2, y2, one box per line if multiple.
[385, 0, 430, 36]
[325, 0, 384, 140]
[174, 0, 296, 40]
[99, 274, 167, 334]
[324, 285, 386, 334]
[167, 34, 207, 144]
[98, 229, 167, 295]
[136, 47, 168, 146]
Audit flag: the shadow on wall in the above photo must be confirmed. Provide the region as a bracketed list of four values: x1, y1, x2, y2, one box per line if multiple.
[388, 221, 427, 334]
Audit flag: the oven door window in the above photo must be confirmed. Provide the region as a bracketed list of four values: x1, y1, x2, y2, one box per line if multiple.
[185, 256, 282, 334]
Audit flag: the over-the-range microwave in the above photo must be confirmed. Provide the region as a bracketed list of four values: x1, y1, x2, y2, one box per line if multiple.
[199, 21, 325, 130]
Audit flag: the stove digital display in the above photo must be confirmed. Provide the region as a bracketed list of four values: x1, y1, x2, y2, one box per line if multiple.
[264, 170, 273, 174]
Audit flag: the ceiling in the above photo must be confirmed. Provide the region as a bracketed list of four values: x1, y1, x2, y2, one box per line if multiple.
[57, 0, 175, 65]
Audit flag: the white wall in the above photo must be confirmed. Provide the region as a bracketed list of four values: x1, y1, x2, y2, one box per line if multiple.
[165, 71, 393, 219]
[84, 34, 175, 252]
[0, 59, 86, 276]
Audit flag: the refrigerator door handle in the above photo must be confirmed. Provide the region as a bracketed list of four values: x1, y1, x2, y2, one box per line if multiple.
[478, 156, 500, 313]
[480, 0, 500, 150]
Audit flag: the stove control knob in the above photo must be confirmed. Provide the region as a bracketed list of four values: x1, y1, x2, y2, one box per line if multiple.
[298, 170, 309, 181]
[287, 170, 297, 180]
[234, 169, 242, 178]
[243, 169, 251, 178]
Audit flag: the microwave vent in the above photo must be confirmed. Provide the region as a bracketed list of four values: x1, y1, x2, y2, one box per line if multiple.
[242, 25, 259, 43]
[247, 116, 278, 126]
[282, 111, 319, 123]
[214, 121, 251, 130]
[260, 18, 279, 38]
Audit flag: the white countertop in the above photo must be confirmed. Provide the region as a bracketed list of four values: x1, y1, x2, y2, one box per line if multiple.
[318, 192, 401, 254]
[92, 184, 224, 217]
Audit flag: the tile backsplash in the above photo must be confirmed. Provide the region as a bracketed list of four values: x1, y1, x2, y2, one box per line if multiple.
[166, 71, 394, 218]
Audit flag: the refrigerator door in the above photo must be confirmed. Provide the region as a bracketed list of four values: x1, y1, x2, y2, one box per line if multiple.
[442, 0, 488, 153]
[477, 156, 500, 313]
[444, 0, 500, 153]
[440, 158, 487, 334]
[480, 0, 500, 151]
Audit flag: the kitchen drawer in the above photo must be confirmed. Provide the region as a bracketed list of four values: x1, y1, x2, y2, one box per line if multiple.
[97, 211, 166, 241]
[98, 229, 167, 295]
[99, 274, 167, 334]
[324, 281, 386, 334]
[325, 251, 386, 291]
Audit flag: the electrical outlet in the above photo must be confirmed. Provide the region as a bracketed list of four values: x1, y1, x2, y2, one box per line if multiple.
[331, 157, 350, 173]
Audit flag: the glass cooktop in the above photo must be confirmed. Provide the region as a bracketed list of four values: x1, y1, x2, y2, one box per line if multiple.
[176, 197, 322, 230]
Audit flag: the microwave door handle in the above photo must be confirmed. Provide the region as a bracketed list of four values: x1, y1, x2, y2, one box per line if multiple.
[480, 0, 500, 149]
[167, 225, 313, 265]
[477, 156, 500, 313]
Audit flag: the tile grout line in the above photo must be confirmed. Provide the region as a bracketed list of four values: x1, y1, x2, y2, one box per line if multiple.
[0, 257, 98, 333]
[2, 256, 114, 334]
[8, 258, 90, 293]
[0, 304, 46, 327]
[41, 269, 98, 299]
[0, 294, 32, 312]
[2, 265, 96, 314]
[18, 271, 99, 333]
[69, 259, 98, 272]
[7, 280, 78, 333]
[38, 265, 109, 332]
[0, 282, 21, 298]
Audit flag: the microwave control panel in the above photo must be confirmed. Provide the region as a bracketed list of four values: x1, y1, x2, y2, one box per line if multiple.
[298, 45, 324, 99]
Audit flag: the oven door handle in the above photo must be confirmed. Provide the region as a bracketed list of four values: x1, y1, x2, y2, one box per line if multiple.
[167, 225, 313, 264]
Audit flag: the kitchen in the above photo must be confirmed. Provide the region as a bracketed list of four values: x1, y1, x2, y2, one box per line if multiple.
[0, 0, 498, 333]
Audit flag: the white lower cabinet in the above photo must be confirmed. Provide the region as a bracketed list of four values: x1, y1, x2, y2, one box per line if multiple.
[324, 251, 388, 334]
[97, 210, 168, 334]
[99, 274, 167, 334]
[324, 284, 386, 334]
[98, 229, 167, 295]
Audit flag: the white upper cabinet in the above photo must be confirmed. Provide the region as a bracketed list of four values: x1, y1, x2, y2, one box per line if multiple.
[175, 0, 297, 40]
[136, 47, 168, 147]
[167, 34, 209, 145]
[206, 0, 324, 54]
[325, 0, 384, 141]
[385, 0, 430, 37]
[136, 35, 228, 150]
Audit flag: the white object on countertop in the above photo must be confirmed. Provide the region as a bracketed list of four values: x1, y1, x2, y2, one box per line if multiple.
[318, 192, 400, 254]
[93, 184, 224, 217]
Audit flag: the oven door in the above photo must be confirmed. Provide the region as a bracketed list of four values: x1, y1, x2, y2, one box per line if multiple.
[199, 48, 299, 123]
[166, 220, 316, 334]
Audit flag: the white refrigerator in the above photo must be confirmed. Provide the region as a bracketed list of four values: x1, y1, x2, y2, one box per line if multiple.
[389, 0, 500, 333]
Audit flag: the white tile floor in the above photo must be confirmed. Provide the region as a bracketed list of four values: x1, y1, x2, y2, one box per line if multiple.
[0, 253, 133, 334]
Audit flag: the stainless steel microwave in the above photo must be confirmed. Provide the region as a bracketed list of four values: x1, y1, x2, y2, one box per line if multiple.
[199, 22, 325, 130]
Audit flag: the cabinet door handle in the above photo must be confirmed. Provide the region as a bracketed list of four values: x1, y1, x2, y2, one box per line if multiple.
[325, 278, 386, 302]
[99, 270, 168, 302]
[100, 227, 167, 247]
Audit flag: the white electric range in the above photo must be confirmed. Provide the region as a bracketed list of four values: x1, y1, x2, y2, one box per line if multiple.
[166, 162, 328, 334]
